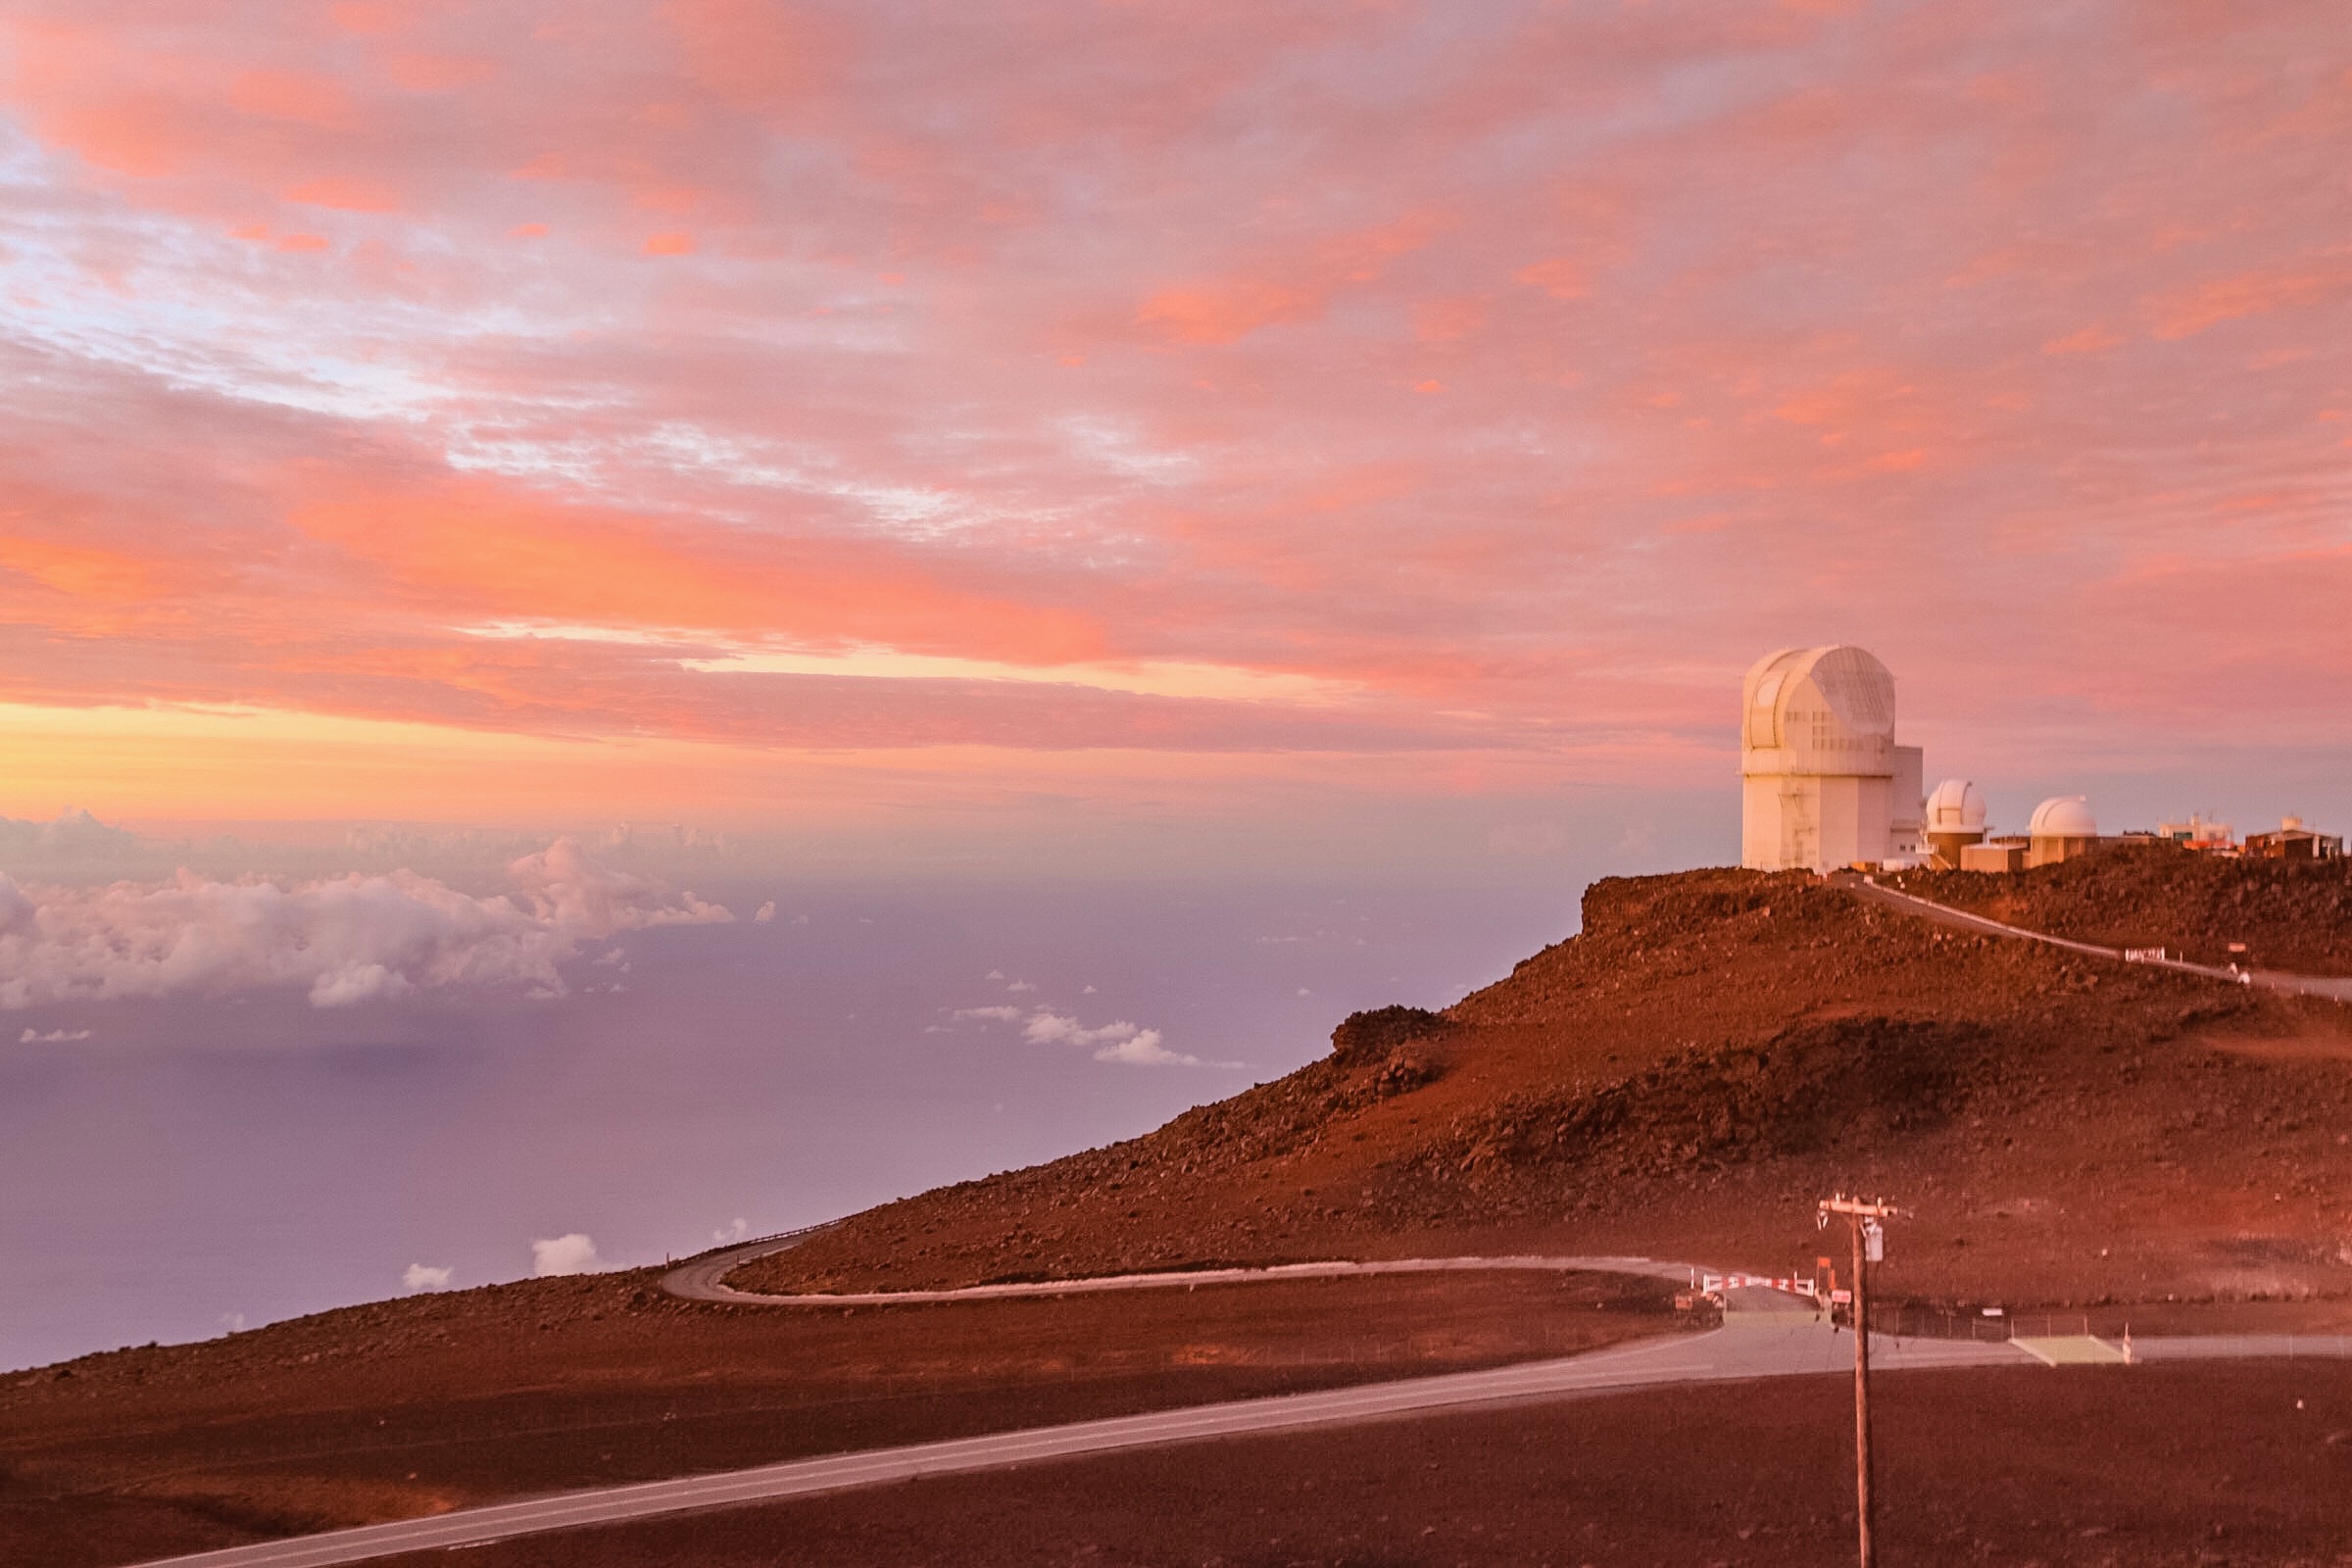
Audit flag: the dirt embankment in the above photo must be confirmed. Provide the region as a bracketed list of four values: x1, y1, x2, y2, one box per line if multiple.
[742, 853, 2352, 1309]
[0, 1268, 1675, 1568]
[1890, 842, 2352, 975]
[364, 1360, 2352, 1568]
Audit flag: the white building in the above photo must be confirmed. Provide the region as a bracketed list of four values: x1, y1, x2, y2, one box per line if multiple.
[1740, 646, 1924, 872]
[1925, 778, 1988, 868]
[2027, 796, 2098, 867]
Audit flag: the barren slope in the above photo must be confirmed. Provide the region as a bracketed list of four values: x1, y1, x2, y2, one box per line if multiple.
[0, 1268, 1670, 1567]
[744, 848, 2352, 1308]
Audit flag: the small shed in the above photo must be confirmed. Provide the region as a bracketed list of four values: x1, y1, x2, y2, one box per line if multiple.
[2244, 817, 2343, 859]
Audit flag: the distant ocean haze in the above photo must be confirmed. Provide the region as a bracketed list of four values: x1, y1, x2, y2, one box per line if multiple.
[0, 877, 1582, 1370]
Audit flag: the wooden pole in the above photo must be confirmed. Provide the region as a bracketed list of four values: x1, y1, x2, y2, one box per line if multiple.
[1852, 1216, 1876, 1568]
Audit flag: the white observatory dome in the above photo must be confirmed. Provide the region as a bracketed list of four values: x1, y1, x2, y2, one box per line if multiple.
[2029, 796, 2097, 839]
[1739, 644, 1919, 873]
[1926, 779, 1986, 834]
[1741, 645, 1896, 751]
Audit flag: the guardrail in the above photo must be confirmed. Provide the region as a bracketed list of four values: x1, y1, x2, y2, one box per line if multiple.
[679, 1219, 843, 1266]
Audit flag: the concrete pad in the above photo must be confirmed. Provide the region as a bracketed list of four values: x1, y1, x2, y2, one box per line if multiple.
[2012, 1335, 2132, 1365]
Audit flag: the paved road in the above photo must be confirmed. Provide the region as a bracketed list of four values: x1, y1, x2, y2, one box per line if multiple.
[1836, 873, 2352, 1001]
[663, 1242, 1695, 1305]
[657, 1222, 840, 1301]
[120, 877, 2352, 1568]
[121, 1269, 2352, 1568]
[125, 1298, 2037, 1568]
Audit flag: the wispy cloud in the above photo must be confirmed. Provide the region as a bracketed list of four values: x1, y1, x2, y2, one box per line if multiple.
[954, 1006, 1242, 1069]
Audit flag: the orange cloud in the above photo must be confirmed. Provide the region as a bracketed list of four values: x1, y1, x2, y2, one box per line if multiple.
[39, 97, 188, 177]
[0, 537, 167, 601]
[1135, 211, 1449, 345]
[284, 175, 400, 212]
[1514, 257, 1590, 299]
[2, 0, 2350, 827]
[288, 477, 1109, 665]
[2042, 324, 2124, 355]
[2152, 254, 2352, 339]
[1135, 279, 1317, 345]
[227, 68, 356, 128]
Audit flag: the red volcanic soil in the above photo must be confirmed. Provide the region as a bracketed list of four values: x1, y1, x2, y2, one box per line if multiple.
[1896, 849, 2352, 976]
[369, 1360, 2352, 1568]
[744, 848, 2352, 1310]
[0, 1267, 1674, 1568]
[14, 848, 2352, 1566]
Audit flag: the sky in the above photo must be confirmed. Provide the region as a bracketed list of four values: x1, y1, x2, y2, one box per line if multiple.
[1, 0, 2348, 870]
[0, 875, 1578, 1366]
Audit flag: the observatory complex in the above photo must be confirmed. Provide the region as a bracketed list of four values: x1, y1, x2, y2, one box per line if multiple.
[1739, 644, 2336, 872]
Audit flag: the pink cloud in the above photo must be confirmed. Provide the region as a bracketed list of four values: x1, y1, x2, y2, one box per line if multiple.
[0, 0, 2342, 827]
[2151, 254, 2352, 340]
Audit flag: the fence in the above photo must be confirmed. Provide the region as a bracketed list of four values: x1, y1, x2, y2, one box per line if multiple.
[1853, 1304, 2352, 1356]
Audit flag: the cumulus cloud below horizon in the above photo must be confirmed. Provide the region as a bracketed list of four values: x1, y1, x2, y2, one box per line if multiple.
[531, 1233, 605, 1277]
[961, 1006, 1240, 1069]
[0, 838, 730, 1012]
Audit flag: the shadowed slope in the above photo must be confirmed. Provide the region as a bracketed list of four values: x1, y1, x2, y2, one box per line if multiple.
[741, 851, 2352, 1307]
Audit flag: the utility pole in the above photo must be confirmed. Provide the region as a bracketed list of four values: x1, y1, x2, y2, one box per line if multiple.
[1820, 1195, 1900, 1568]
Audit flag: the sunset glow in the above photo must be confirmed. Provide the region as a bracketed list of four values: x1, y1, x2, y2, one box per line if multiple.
[2, 0, 2347, 844]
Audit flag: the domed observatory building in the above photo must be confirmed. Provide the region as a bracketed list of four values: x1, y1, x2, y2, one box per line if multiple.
[1925, 778, 1988, 869]
[1740, 646, 1925, 872]
[2028, 796, 2099, 867]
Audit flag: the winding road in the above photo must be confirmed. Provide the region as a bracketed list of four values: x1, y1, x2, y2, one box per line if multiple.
[125, 1261, 2351, 1568]
[120, 879, 2352, 1567]
[129, 1285, 2038, 1568]
[662, 1240, 1694, 1305]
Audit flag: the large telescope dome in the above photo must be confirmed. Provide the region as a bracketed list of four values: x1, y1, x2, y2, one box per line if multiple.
[1740, 645, 1920, 873]
[1742, 645, 1896, 753]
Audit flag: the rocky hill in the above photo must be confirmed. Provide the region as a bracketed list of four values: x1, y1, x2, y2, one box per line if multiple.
[1889, 850, 2352, 975]
[740, 846, 2352, 1309]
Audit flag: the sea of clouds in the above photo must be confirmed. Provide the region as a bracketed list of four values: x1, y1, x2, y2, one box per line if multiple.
[0, 838, 729, 1009]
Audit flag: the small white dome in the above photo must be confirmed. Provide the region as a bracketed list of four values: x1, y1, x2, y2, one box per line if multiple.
[2029, 795, 2097, 839]
[1926, 779, 1986, 833]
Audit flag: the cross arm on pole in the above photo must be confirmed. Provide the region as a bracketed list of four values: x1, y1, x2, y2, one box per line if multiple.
[1817, 1194, 1902, 1568]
